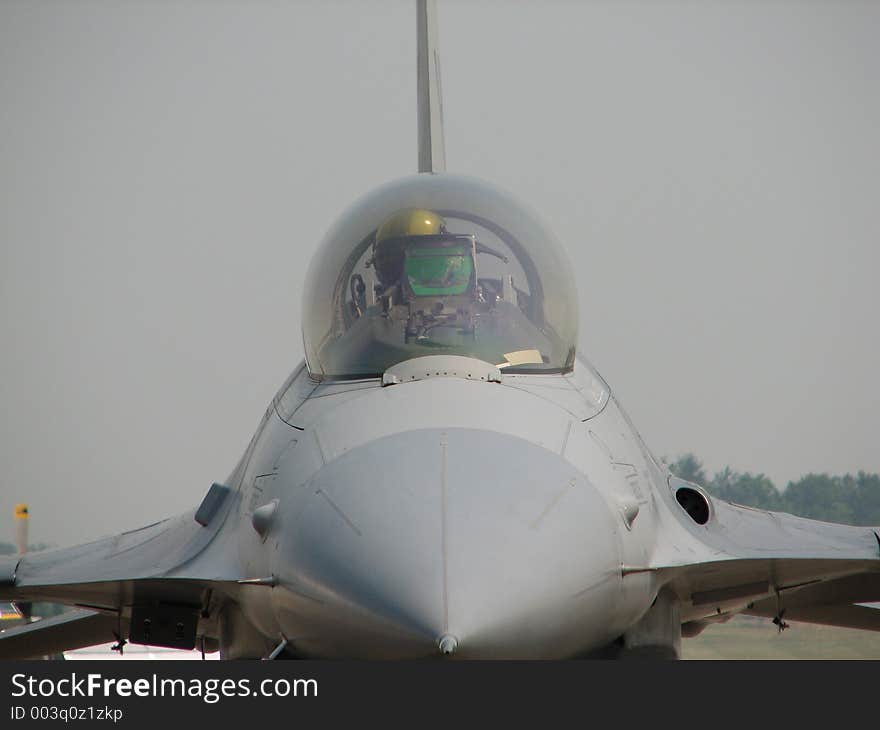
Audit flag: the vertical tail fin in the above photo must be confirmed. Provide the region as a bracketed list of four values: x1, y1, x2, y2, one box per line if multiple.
[416, 0, 446, 173]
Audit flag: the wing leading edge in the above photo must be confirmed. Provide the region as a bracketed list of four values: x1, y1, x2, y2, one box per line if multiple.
[0, 485, 247, 659]
[651, 476, 880, 633]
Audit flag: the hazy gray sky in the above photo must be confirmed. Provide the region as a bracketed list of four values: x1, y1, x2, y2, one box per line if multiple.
[2, 0, 878, 546]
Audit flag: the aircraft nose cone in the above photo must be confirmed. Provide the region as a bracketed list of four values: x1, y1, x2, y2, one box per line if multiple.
[272, 428, 622, 658]
[438, 634, 458, 655]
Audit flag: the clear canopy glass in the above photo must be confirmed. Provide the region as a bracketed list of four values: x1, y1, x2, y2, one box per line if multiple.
[302, 174, 579, 380]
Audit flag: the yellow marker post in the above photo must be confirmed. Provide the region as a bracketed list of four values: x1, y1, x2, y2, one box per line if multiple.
[14, 503, 28, 555]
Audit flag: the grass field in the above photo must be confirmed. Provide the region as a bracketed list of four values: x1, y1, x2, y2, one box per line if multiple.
[682, 614, 880, 659]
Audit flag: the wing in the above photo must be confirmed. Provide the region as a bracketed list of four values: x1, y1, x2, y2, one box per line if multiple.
[651, 476, 880, 632]
[0, 609, 121, 658]
[0, 484, 246, 658]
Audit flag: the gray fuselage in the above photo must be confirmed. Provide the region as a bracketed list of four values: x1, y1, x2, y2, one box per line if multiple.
[219, 355, 663, 658]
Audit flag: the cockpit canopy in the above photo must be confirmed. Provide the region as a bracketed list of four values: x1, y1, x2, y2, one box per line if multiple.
[302, 174, 578, 380]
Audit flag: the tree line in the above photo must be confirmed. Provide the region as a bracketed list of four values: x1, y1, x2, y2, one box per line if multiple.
[668, 453, 880, 526]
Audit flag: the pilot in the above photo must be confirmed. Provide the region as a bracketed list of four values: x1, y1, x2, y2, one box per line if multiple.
[373, 208, 448, 288]
[371, 208, 476, 305]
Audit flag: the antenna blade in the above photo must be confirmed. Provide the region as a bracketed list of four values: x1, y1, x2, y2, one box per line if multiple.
[416, 0, 446, 173]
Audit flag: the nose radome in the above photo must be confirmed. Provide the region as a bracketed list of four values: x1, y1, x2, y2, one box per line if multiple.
[272, 427, 622, 659]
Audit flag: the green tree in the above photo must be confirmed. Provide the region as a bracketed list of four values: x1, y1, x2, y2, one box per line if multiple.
[780, 473, 856, 525]
[709, 467, 782, 510]
[853, 471, 880, 526]
[668, 453, 708, 487]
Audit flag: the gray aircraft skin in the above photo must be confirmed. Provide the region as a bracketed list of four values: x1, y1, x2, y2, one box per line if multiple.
[2, 1, 880, 660]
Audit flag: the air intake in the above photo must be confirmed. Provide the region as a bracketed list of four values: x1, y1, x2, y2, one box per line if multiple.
[675, 487, 710, 525]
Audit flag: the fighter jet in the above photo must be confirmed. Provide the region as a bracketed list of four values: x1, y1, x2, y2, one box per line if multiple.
[2, 1, 879, 660]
